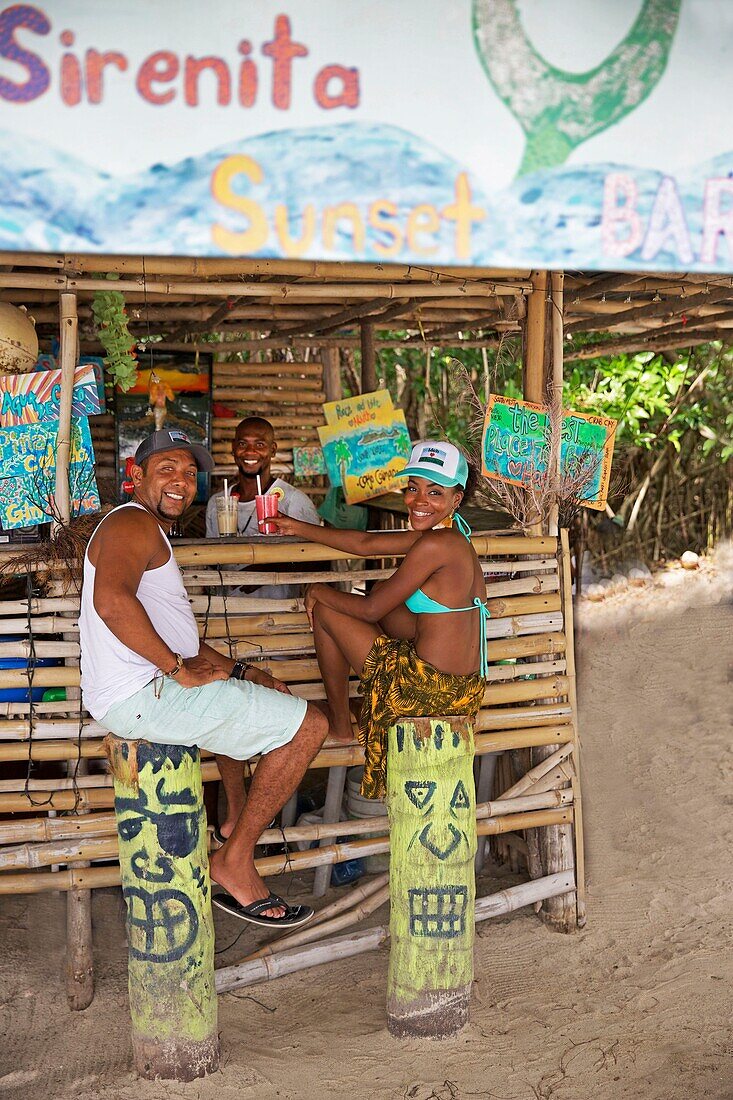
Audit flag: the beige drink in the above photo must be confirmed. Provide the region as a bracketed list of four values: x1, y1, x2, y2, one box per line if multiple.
[216, 496, 238, 536]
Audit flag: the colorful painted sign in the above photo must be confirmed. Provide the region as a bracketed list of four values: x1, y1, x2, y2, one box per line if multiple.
[318, 393, 411, 504]
[115, 351, 212, 502]
[0, 364, 102, 428]
[292, 444, 326, 478]
[0, 416, 100, 527]
[323, 390, 395, 427]
[0, 2, 729, 272]
[481, 395, 616, 511]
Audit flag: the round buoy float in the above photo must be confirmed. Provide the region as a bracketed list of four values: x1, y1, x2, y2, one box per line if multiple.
[0, 303, 38, 374]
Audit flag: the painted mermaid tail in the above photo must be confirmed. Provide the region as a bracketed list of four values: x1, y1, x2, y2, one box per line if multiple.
[472, 0, 682, 176]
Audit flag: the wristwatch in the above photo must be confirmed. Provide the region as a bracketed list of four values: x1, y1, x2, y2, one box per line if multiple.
[166, 653, 184, 677]
[230, 660, 253, 681]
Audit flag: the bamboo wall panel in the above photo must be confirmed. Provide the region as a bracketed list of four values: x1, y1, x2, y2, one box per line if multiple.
[210, 358, 327, 478]
[0, 533, 578, 900]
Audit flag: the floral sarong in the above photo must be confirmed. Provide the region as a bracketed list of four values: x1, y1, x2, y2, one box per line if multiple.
[357, 636, 485, 799]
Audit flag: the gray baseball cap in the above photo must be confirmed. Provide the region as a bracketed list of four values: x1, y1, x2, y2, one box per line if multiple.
[134, 429, 214, 472]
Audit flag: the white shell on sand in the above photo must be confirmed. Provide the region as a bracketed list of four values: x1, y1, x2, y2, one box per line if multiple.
[0, 303, 38, 374]
[628, 566, 652, 586]
[680, 550, 700, 570]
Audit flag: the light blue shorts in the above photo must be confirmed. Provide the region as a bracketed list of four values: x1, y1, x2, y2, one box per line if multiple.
[102, 676, 308, 760]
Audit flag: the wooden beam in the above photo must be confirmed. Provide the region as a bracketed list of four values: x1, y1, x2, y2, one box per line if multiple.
[360, 321, 376, 392]
[53, 292, 77, 531]
[0, 272, 528, 299]
[321, 347, 342, 403]
[276, 296, 393, 339]
[565, 285, 732, 334]
[523, 271, 549, 404]
[0, 251, 533, 284]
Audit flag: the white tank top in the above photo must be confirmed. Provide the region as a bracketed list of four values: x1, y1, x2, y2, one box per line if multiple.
[79, 502, 200, 720]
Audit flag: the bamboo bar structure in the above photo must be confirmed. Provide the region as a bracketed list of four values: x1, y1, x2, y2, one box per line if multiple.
[0, 506, 581, 1016]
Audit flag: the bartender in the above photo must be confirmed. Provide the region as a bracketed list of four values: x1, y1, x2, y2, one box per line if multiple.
[205, 416, 320, 597]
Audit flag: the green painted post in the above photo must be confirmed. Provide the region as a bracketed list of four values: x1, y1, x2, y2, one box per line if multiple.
[106, 735, 220, 1081]
[386, 716, 476, 1038]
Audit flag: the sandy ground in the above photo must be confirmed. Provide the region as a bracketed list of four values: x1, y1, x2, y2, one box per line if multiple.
[1, 551, 731, 1100]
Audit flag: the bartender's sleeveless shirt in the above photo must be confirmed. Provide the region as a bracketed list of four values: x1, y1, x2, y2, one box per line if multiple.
[79, 503, 199, 720]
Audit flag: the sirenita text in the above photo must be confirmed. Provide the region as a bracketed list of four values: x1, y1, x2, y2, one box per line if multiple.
[0, 7, 359, 110]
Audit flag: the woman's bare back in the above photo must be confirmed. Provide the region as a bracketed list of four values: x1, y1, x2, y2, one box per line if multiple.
[401, 529, 487, 677]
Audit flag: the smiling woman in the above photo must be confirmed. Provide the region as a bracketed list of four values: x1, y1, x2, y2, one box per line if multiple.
[270, 440, 491, 799]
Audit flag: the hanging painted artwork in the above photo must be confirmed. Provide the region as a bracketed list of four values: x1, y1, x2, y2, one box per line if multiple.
[116, 352, 212, 502]
[0, 362, 102, 428]
[0, 416, 100, 528]
[292, 444, 326, 478]
[481, 394, 617, 511]
[317, 390, 411, 504]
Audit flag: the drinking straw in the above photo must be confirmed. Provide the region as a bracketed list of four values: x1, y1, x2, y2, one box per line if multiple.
[256, 474, 262, 496]
[224, 478, 229, 502]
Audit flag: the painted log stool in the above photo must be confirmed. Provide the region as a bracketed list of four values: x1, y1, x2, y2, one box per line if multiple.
[386, 715, 476, 1038]
[105, 735, 220, 1081]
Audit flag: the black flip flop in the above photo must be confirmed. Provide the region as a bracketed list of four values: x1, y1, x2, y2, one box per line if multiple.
[212, 890, 314, 928]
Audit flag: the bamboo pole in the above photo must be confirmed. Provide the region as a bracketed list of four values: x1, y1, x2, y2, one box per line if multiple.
[0, 272, 520, 299]
[0, 793, 573, 871]
[0, 811, 117, 844]
[523, 271, 548, 404]
[213, 872, 574, 995]
[0, 810, 572, 893]
[0, 251, 533, 283]
[498, 742, 575, 799]
[53, 291, 77, 533]
[249, 873, 390, 959]
[166, 534, 556, 567]
[548, 271, 564, 536]
[0, 536, 556, 571]
[0, 725, 574, 793]
[560, 528, 586, 927]
[239, 883, 392, 963]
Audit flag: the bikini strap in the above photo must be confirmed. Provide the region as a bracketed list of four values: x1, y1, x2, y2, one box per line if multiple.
[453, 512, 472, 539]
[473, 597, 490, 678]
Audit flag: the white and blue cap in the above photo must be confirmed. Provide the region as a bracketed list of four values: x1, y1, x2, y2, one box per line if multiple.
[401, 440, 468, 488]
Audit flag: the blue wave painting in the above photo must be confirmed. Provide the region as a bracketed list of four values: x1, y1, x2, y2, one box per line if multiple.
[0, 121, 730, 271]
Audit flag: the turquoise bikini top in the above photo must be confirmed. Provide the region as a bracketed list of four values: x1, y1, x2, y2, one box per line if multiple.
[404, 513, 490, 677]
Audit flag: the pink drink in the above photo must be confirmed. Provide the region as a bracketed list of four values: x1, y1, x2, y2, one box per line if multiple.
[255, 493, 278, 533]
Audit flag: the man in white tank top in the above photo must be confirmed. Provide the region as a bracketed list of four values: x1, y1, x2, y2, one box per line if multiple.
[79, 430, 327, 928]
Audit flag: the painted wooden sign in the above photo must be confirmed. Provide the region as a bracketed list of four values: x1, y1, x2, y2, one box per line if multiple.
[0, 416, 100, 528]
[318, 390, 411, 504]
[292, 444, 326, 478]
[0, 2, 728, 273]
[481, 394, 616, 511]
[0, 363, 102, 428]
